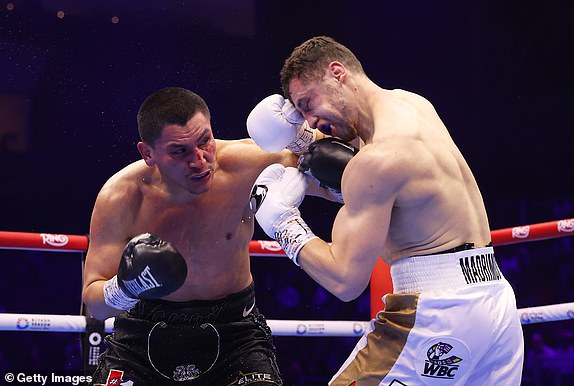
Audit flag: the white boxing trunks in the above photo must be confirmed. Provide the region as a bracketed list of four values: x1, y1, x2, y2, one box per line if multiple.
[329, 246, 524, 386]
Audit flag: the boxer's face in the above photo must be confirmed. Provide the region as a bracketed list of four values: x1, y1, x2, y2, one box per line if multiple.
[138, 112, 216, 195]
[289, 76, 358, 143]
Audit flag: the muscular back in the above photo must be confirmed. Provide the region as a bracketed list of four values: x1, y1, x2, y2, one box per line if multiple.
[340, 89, 491, 266]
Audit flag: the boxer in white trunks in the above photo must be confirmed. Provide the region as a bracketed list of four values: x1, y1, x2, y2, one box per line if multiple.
[247, 36, 524, 385]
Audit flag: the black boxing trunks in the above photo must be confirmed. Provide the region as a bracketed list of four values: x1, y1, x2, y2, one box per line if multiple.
[90, 282, 282, 385]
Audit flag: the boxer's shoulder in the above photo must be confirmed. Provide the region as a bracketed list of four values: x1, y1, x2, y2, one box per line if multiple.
[93, 162, 151, 224]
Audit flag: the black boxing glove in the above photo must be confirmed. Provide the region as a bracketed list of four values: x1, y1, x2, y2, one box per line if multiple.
[298, 138, 358, 203]
[103, 233, 188, 310]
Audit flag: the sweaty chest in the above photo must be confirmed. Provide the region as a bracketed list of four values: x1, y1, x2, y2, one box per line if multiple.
[135, 190, 254, 259]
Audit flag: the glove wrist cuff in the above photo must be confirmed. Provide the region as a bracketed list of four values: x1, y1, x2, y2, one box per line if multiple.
[299, 169, 345, 204]
[103, 275, 139, 310]
[286, 121, 316, 155]
[273, 212, 317, 266]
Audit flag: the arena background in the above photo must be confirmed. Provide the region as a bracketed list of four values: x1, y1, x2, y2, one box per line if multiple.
[1, 1, 573, 384]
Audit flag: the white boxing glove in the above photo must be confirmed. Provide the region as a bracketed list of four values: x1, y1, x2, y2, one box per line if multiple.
[250, 164, 318, 265]
[247, 94, 316, 155]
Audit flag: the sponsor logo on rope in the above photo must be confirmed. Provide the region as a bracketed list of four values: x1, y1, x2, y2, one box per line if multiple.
[416, 337, 470, 383]
[16, 317, 29, 330]
[520, 311, 545, 324]
[296, 323, 308, 335]
[511, 226, 530, 239]
[40, 233, 69, 247]
[353, 322, 366, 335]
[257, 240, 283, 251]
[16, 316, 50, 330]
[296, 322, 327, 335]
[557, 219, 574, 233]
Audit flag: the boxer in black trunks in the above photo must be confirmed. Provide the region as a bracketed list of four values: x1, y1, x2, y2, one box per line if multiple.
[82, 87, 331, 385]
[94, 283, 279, 385]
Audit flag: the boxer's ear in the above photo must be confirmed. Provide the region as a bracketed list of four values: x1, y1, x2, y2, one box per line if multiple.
[137, 142, 156, 166]
[328, 61, 347, 83]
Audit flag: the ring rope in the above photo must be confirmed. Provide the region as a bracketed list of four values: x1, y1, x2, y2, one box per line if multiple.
[1, 218, 573, 253]
[490, 218, 574, 246]
[1, 302, 572, 335]
[1, 219, 572, 338]
[0, 231, 89, 252]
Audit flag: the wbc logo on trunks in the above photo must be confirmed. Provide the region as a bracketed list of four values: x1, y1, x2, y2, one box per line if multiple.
[416, 337, 470, 383]
[422, 342, 462, 379]
[426, 342, 462, 366]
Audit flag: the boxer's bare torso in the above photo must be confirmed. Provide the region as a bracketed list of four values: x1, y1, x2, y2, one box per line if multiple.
[290, 81, 491, 300]
[83, 121, 296, 319]
[95, 145, 259, 301]
[357, 89, 492, 264]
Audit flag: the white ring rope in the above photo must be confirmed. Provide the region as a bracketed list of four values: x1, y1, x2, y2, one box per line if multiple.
[1, 302, 572, 336]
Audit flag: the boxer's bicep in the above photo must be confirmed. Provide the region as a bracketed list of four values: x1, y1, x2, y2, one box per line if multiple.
[330, 152, 399, 280]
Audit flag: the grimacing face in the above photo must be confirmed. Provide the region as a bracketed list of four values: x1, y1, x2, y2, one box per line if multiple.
[289, 77, 358, 143]
[138, 112, 217, 195]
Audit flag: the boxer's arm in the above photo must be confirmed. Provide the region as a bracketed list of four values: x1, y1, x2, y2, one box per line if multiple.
[252, 164, 318, 265]
[297, 150, 397, 301]
[248, 142, 341, 201]
[220, 138, 299, 174]
[82, 182, 136, 320]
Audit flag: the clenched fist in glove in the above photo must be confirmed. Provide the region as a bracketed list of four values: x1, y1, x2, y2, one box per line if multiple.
[247, 94, 316, 155]
[103, 233, 188, 310]
[250, 164, 317, 265]
[298, 137, 359, 203]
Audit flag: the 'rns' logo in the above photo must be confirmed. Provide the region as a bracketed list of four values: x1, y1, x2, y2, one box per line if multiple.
[421, 341, 463, 380]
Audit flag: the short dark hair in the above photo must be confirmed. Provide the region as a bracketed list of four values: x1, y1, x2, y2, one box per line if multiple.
[137, 87, 210, 145]
[280, 36, 364, 102]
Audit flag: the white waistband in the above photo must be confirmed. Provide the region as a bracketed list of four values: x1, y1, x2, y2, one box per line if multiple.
[390, 246, 503, 293]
